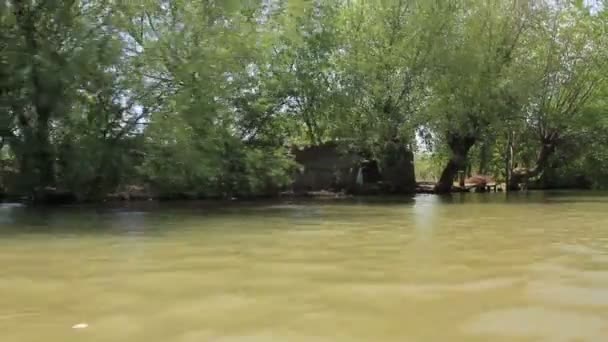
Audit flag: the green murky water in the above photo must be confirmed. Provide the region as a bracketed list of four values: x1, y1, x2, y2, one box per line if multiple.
[1, 192, 608, 341]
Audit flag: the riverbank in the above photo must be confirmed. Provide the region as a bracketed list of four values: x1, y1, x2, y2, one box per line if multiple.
[0, 184, 574, 205]
[3, 181, 592, 207]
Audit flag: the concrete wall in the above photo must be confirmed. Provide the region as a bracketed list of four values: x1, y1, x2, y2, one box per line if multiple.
[291, 142, 416, 194]
[292, 143, 360, 192]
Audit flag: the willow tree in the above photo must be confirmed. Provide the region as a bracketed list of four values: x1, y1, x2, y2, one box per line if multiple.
[428, 0, 533, 193]
[259, 1, 346, 145]
[115, 0, 297, 197]
[508, 1, 608, 189]
[332, 0, 449, 192]
[1, 0, 124, 195]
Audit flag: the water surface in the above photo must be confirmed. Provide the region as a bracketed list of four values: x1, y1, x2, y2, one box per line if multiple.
[1, 192, 608, 341]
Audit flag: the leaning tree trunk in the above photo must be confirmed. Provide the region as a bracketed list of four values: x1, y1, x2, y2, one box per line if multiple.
[435, 134, 476, 194]
[508, 138, 556, 191]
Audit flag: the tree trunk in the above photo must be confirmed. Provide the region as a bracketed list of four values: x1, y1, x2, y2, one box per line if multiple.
[14, 1, 56, 190]
[478, 142, 489, 175]
[508, 138, 556, 191]
[504, 132, 513, 192]
[34, 112, 55, 187]
[435, 134, 476, 194]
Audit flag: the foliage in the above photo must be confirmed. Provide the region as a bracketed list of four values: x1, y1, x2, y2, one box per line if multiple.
[0, 0, 606, 200]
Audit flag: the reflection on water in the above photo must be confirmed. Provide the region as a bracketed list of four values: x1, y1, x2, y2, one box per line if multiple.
[1, 192, 608, 341]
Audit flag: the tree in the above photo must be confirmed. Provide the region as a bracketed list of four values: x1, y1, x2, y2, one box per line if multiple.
[120, 0, 296, 197]
[332, 0, 449, 192]
[427, 0, 533, 193]
[1, 0, 125, 196]
[508, 1, 608, 189]
[1, 0, 607, 201]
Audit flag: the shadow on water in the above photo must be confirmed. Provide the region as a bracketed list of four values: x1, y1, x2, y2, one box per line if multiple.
[0, 201, 218, 236]
[0, 190, 605, 236]
[0, 197, 416, 236]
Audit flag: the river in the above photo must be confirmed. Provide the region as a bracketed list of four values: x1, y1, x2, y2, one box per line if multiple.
[1, 191, 608, 341]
